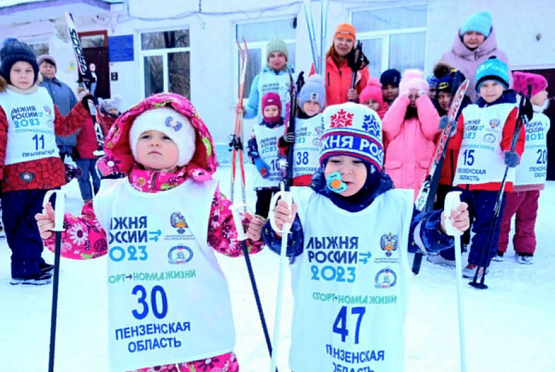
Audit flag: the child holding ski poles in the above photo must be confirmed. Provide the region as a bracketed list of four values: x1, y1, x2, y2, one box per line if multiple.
[497, 71, 550, 265]
[262, 102, 470, 372]
[248, 92, 288, 218]
[35, 93, 266, 371]
[445, 57, 526, 278]
[0, 38, 90, 285]
[242, 39, 292, 122]
[279, 74, 326, 187]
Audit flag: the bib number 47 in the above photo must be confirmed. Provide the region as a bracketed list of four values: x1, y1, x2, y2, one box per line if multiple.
[333, 306, 366, 344]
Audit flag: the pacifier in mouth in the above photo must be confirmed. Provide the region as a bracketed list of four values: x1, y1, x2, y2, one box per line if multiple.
[326, 171, 347, 193]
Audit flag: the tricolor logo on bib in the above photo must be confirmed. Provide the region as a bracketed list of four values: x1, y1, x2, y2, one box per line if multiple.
[375, 268, 397, 289]
[168, 245, 193, 264]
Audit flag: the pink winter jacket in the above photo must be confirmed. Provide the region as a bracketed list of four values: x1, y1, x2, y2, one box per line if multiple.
[440, 27, 512, 102]
[382, 94, 441, 200]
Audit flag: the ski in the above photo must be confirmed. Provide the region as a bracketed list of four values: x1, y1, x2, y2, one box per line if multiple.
[415, 78, 469, 212]
[304, 0, 320, 74]
[320, 0, 329, 77]
[412, 77, 468, 275]
[64, 12, 107, 156]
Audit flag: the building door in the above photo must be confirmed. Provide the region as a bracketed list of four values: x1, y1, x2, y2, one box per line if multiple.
[78, 30, 110, 100]
[514, 68, 555, 180]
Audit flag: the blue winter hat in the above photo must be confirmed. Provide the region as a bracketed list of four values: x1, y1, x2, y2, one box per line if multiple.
[320, 103, 384, 172]
[437, 75, 454, 93]
[0, 38, 39, 85]
[460, 11, 493, 38]
[380, 69, 401, 87]
[426, 74, 439, 89]
[298, 74, 326, 112]
[476, 56, 509, 92]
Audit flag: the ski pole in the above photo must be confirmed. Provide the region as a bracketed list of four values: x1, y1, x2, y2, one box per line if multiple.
[304, 0, 320, 75]
[268, 183, 293, 372]
[45, 190, 66, 372]
[230, 204, 275, 365]
[320, 0, 329, 77]
[444, 191, 467, 372]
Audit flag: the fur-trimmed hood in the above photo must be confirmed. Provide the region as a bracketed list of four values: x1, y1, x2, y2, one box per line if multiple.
[97, 93, 218, 182]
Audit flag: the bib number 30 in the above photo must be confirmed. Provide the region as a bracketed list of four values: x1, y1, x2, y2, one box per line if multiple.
[132, 285, 168, 320]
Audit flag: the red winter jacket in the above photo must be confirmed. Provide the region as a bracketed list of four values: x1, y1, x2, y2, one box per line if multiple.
[309, 56, 370, 106]
[76, 112, 117, 159]
[0, 84, 89, 192]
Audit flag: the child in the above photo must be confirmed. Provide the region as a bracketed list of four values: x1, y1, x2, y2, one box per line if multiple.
[284, 74, 326, 187]
[446, 57, 525, 277]
[262, 102, 470, 372]
[247, 92, 286, 218]
[243, 39, 292, 122]
[359, 77, 389, 119]
[36, 93, 265, 371]
[382, 69, 441, 200]
[0, 38, 89, 285]
[427, 74, 439, 101]
[380, 68, 401, 105]
[497, 71, 549, 264]
[99, 95, 122, 118]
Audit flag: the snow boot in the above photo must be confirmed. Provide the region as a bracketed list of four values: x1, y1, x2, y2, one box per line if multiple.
[491, 251, 504, 262]
[10, 271, 52, 286]
[462, 264, 489, 279]
[427, 254, 456, 267]
[515, 252, 534, 265]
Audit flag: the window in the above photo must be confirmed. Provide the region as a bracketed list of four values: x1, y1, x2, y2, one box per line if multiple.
[28, 42, 49, 58]
[235, 19, 296, 101]
[352, 5, 428, 77]
[140, 29, 190, 99]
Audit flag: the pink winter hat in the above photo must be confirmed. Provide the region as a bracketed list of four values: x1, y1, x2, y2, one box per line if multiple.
[359, 77, 384, 106]
[513, 71, 548, 97]
[399, 69, 429, 96]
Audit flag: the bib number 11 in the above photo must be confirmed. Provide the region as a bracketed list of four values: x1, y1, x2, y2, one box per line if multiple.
[333, 306, 366, 344]
[33, 134, 45, 151]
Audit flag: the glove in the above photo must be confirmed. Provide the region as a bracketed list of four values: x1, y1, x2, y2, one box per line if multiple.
[438, 115, 457, 134]
[519, 93, 534, 122]
[70, 147, 81, 161]
[79, 92, 95, 112]
[282, 132, 295, 144]
[254, 157, 270, 179]
[503, 151, 520, 168]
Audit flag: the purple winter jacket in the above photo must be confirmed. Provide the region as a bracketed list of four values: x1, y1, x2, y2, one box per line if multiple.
[440, 27, 512, 102]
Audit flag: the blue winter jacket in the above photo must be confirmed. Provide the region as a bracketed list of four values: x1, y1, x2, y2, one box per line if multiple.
[244, 65, 292, 120]
[40, 76, 79, 147]
[262, 169, 455, 263]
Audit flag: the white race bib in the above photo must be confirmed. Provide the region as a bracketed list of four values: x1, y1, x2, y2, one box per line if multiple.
[453, 103, 516, 186]
[94, 179, 236, 372]
[253, 124, 283, 188]
[288, 187, 413, 372]
[515, 112, 550, 186]
[292, 115, 324, 180]
[0, 87, 59, 165]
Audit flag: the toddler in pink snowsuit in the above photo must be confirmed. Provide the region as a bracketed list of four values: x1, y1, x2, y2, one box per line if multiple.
[497, 72, 550, 264]
[36, 93, 264, 372]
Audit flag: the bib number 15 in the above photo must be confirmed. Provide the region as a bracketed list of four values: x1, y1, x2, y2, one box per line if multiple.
[333, 306, 366, 344]
[463, 149, 475, 166]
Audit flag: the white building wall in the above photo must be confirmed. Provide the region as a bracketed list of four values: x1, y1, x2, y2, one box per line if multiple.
[2, 0, 554, 143]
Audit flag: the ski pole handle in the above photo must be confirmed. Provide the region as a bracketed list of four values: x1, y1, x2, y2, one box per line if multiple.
[43, 190, 66, 232]
[268, 183, 293, 234]
[444, 191, 463, 237]
[230, 203, 254, 242]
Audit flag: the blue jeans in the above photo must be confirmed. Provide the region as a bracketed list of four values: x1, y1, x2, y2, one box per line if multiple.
[76, 158, 101, 201]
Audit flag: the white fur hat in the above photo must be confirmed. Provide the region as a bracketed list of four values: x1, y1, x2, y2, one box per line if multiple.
[99, 95, 122, 112]
[129, 107, 196, 167]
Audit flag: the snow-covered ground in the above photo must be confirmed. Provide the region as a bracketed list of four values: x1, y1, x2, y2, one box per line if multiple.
[1, 167, 554, 372]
